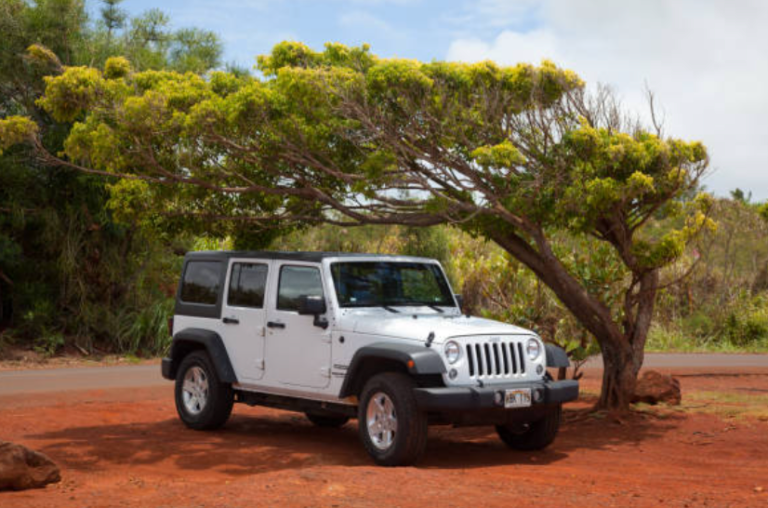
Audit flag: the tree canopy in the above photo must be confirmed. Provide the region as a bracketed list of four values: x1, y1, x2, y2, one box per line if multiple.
[0, 41, 713, 409]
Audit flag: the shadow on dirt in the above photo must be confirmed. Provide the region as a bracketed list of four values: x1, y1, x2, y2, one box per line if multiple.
[28, 406, 681, 475]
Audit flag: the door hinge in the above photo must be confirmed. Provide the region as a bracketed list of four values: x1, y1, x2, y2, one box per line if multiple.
[255, 359, 265, 369]
[320, 367, 331, 378]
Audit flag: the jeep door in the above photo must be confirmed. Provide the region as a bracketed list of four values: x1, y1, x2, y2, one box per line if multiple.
[221, 259, 270, 382]
[264, 262, 332, 389]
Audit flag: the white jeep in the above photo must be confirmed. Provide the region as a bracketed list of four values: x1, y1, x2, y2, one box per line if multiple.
[162, 251, 578, 466]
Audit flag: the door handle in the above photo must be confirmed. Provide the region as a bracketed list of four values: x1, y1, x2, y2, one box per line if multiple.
[267, 321, 286, 329]
[222, 317, 239, 325]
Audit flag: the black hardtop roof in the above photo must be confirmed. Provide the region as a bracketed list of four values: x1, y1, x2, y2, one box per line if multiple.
[184, 251, 435, 263]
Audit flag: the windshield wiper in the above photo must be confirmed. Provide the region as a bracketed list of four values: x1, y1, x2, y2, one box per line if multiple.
[410, 303, 444, 313]
[382, 305, 400, 313]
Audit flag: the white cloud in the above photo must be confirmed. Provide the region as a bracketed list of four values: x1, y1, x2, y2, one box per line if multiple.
[446, 0, 768, 199]
[338, 10, 409, 43]
[447, 29, 559, 65]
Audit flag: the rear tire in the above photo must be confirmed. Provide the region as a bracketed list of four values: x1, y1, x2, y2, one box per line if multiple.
[358, 372, 428, 467]
[305, 412, 350, 428]
[174, 350, 233, 430]
[496, 405, 562, 450]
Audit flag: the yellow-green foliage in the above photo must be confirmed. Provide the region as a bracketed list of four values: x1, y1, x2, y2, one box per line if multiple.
[5, 43, 583, 197]
[64, 119, 125, 172]
[631, 197, 716, 269]
[25, 43, 61, 70]
[560, 125, 708, 229]
[104, 56, 131, 79]
[366, 59, 434, 97]
[106, 179, 151, 224]
[36, 66, 106, 123]
[471, 140, 526, 168]
[759, 202, 768, 223]
[257, 41, 376, 76]
[0, 116, 38, 154]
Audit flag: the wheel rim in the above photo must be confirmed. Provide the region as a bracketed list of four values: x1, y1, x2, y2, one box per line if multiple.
[182, 366, 209, 415]
[366, 392, 397, 451]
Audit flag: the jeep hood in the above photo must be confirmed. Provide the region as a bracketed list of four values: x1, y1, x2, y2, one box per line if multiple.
[341, 311, 533, 344]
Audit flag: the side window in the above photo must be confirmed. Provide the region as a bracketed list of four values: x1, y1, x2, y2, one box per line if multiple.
[277, 265, 324, 311]
[228, 263, 268, 308]
[180, 261, 222, 305]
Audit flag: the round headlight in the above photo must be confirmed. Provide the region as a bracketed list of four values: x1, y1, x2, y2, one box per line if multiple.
[526, 338, 542, 361]
[444, 341, 461, 364]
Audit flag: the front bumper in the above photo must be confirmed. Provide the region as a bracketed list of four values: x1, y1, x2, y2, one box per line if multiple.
[414, 379, 579, 412]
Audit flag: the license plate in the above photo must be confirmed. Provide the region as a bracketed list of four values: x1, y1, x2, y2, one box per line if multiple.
[504, 388, 532, 408]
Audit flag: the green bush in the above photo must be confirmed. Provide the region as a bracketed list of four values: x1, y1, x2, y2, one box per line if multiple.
[723, 296, 768, 347]
[33, 330, 65, 357]
[682, 311, 715, 339]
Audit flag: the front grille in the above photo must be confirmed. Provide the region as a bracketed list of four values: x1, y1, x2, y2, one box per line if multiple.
[465, 338, 526, 379]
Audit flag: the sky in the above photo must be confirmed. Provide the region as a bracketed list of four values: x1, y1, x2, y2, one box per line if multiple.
[93, 0, 768, 200]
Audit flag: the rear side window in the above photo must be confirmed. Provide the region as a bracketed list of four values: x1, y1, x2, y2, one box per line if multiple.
[180, 261, 222, 305]
[277, 265, 324, 311]
[228, 263, 268, 308]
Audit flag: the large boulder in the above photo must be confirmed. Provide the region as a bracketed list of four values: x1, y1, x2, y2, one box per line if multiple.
[0, 441, 61, 491]
[632, 370, 682, 405]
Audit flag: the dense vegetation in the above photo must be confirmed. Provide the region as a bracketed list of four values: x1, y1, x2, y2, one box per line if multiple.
[0, 0, 222, 355]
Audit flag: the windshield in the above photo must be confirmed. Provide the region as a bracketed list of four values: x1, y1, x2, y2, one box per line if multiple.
[331, 261, 455, 308]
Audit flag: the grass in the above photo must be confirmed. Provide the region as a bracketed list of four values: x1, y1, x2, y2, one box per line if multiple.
[634, 390, 768, 422]
[576, 385, 768, 423]
[645, 325, 768, 354]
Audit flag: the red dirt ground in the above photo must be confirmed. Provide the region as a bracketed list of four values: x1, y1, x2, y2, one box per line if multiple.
[2, 370, 768, 508]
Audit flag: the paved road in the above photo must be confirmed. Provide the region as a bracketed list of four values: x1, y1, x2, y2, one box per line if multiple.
[0, 353, 766, 396]
[0, 364, 163, 396]
[583, 353, 768, 369]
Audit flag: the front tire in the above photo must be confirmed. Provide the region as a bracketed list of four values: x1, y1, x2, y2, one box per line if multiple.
[358, 373, 428, 467]
[174, 350, 233, 430]
[496, 405, 562, 451]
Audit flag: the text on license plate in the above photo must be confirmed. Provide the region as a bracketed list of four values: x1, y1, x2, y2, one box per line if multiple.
[504, 388, 532, 408]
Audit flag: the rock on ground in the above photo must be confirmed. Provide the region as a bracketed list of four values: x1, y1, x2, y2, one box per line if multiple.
[0, 441, 61, 491]
[632, 370, 682, 405]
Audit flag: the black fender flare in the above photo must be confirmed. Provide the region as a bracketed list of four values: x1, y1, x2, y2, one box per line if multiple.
[338, 342, 446, 398]
[545, 343, 570, 368]
[162, 328, 238, 383]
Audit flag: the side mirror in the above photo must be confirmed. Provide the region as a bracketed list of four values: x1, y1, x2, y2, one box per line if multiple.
[454, 294, 464, 309]
[298, 295, 327, 316]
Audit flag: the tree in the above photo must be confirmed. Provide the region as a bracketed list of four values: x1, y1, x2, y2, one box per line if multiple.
[169, 28, 223, 74]
[100, 0, 127, 41]
[0, 0, 224, 354]
[0, 42, 712, 410]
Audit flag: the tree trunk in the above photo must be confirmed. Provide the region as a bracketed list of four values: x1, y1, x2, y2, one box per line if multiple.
[489, 231, 658, 412]
[596, 337, 641, 410]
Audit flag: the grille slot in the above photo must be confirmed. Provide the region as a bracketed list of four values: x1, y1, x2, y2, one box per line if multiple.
[464, 338, 527, 380]
[492, 343, 501, 374]
[501, 343, 509, 374]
